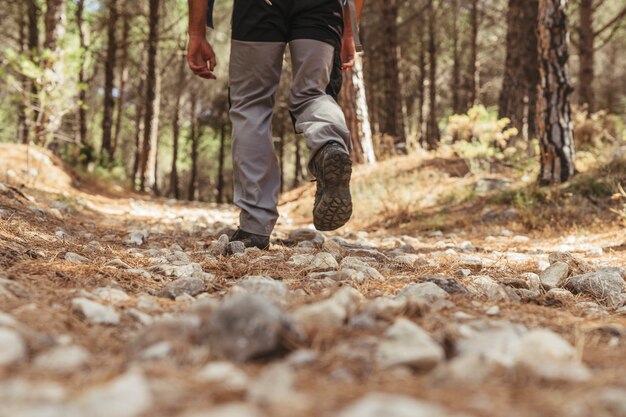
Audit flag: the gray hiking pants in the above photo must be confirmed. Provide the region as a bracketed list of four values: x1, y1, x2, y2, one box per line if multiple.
[229, 0, 351, 236]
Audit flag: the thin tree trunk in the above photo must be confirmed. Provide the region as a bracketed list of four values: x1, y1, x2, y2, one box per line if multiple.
[27, 0, 39, 144]
[417, 12, 426, 147]
[537, 0, 575, 184]
[112, 11, 130, 159]
[17, 3, 28, 144]
[451, 0, 462, 115]
[76, 0, 89, 148]
[278, 123, 285, 194]
[379, 0, 406, 149]
[578, 0, 595, 112]
[131, 79, 145, 190]
[468, 0, 480, 108]
[499, 0, 540, 140]
[101, 0, 118, 163]
[187, 94, 199, 201]
[216, 123, 226, 204]
[340, 55, 376, 164]
[140, 0, 161, 193]
[170, 53, 186, 200]
[426, 0, 440, 148]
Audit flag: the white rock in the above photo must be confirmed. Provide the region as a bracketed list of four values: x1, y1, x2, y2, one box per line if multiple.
[394, 254, 421, 268]
[65, 252, 90, 264]
[546, 288, 575, 304]
[486, 306, 500, 316]
[197, 361, 249, 390]
[140, 341, 172, 360]
[376, 318, 444, 370]
[247, 364, 303, 407]
[467, 275, 509, 301]
[126, 230, 148, 246]
[72, 371, 152, 417]
[127, 309, 153, 326]
[513, 329, 591, 382]
[456, 324, 526, 368]
[233, 276, 287, 303]
[294, 287, 362, 333]
[94, 287, 130, 304]
[309, 252, 339, 271]
[336, 393, 457, 417]
[0, 327, 27, 366]
[512, 235, 530, 243]
[71, 298, 120, 325]
[287, 254, 315, 267]
[339, 257, 383, 281]
[396, 282, 448, 302]
[506, 252, 532, 263]
[34, 345, 90, 373]
[539, 262, 569, 290]
[521, 272, 542, 291]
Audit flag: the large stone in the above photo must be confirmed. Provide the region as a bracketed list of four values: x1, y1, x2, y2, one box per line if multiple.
[376, 318, 444, 370]
[513, 329, 591, 382]
[456, 323, 526, 368]
[93, 287, 130, 304]
[199, 294, 300, 362]
[539, 262, 569, 290]
[339, 257, 384, 281]
[159, 277, 206, 299]
[126, 230, 148, 246]
[208, 234, 230, 257]
[233, 276, 287, 304]
[308, 252, 339, 271]
[294, 287, 363, 333]
[336, 393, 461, 417]
[71, 298, 120, 325]
[564, 270, 625, 307]
[548, 252, 592, 275]
[0, 327, 27, 366]
[34, 345, 90, 373]
[72, 371, 152, 417]
[289, 228, 324, 244]
[466, 275, 509, 301]
[423, 276, 469, 295]
[396, 282, 449, 302]
[65, 252, 90, 264]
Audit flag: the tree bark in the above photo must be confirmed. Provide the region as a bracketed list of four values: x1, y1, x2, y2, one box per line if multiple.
[17, 2, 28, 144]
[536, 0, 575, 185]
[467, 0, 480, 109]
[170, 52, 186, 200]
[27, 0, 39, 144]
[379, 0, 406, 149]
[112, 11, 130, 159]
[131, 80, 145, 190]
[578, 0, 595, 112]
[293, 136, 303, 188]
[216, 123, 227, 204]
[499, 0, 540, 139]
[187, 95, 199, 201]
[451, 0, 462, 115]
[140, 0, 161, 194]
[340, 55, 376, 164]
[75, 0, 89, 148]
[101, 0, 118, 163]
[417, 12, 426, 147]
[426, 0, 440, 149]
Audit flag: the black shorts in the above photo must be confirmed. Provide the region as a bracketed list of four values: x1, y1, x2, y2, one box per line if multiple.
[231, 0, 345, 99]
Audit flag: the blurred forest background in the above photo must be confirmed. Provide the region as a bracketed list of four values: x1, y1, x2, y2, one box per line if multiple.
[1, 0, 625, 202]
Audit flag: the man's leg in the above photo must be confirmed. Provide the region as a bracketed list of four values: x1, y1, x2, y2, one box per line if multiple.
[229, 1, 288, 238]
[287, 0, 353, 231]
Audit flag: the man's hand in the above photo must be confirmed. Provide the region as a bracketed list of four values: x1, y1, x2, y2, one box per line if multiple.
[187, 35, 217, 80]
[341, 34, 356, 71]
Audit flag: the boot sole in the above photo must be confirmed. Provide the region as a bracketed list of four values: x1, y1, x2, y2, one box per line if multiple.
[313, 150, 353, 232]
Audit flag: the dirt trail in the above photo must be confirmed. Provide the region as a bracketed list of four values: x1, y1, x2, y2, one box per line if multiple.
[1, 149, 626, 417]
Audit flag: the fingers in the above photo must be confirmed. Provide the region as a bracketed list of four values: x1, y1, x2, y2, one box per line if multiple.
[342, 58, 355, 71]
[188, 56, 216, 80]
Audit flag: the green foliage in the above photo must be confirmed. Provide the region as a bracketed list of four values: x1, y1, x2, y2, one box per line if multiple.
[444, 105, 523, 174]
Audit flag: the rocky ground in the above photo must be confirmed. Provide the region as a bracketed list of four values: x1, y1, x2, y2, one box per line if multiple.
[1, 175, 626, 417]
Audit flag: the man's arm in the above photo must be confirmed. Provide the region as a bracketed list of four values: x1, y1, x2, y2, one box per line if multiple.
[187, 0, 217, 79]
[341, 0, 365, 71]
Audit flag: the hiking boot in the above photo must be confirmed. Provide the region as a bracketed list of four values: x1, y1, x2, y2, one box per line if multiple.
[230, 228, 271, 250]
[312, 142, 353, 231]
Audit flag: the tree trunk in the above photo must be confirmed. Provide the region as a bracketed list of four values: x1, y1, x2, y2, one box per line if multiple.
[451, 0, 462, 115]
[27, 0, 39, 144]
[426, 0, 440, 148]
[340, 55, 376, 164]
[75, 0, 89, 148]
[187, 94, 199, 201]
[140, 0, 161, 194]
[467, 0, 480, 109]
[499, 0, 540, 139]
[536, 0, 575, 185]
[101, 0, 118, 163]
[216, 123, 227, 204]
[578, 0, 595, 112]
[278, 123, 285, 194]
[17, 2, 28, 144]
[417, 12, 427, 147]
[131, 80, 145, 190]
[379, 0, 406, 149]
[112, 11, 130, 159]
[170, 52, 186, 200]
